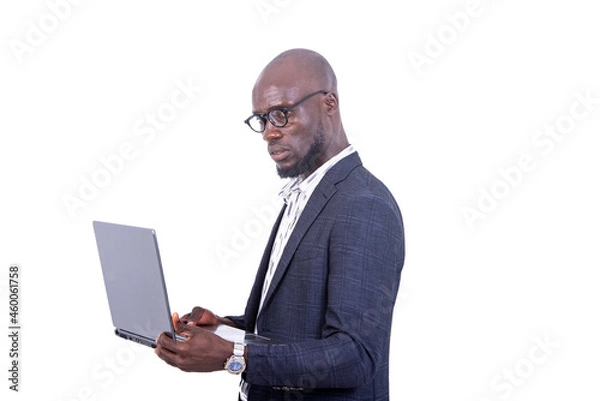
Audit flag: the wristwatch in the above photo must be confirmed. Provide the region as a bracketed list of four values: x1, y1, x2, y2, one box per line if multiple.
[224, 342, 246, 374]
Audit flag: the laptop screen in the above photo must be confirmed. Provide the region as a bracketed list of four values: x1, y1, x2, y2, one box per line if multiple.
[93, 221, 175, 346]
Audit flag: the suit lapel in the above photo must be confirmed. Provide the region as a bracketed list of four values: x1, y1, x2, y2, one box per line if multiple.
[258, 152, 362, 316]
[246, 203, 286, 331]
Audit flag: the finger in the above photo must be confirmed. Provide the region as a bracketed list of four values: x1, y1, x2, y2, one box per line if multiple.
[154, 342, 178, 367]
[155, 331, 178, 354]
[180, 313, 191, 324]
[188, 307, 206, 325]
[172, 312, 190, 336]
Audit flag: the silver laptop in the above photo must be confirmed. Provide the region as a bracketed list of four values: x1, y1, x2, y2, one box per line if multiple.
[93, 221, 271, 348]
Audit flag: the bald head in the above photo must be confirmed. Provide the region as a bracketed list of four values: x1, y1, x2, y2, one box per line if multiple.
[252, 49, 339, 104]
[264, 48, 337, 93]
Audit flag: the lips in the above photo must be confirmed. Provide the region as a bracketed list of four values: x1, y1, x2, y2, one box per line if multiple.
[269, 146, 290, 162]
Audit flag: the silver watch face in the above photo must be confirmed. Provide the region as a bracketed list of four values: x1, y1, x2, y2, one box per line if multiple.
[226, 356, 245, 374]
[228, 360, 244, 373]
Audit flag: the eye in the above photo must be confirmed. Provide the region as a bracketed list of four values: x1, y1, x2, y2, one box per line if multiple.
[268, 109, 288, 127]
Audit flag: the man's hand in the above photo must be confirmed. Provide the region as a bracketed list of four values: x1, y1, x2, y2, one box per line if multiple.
[155, 312, 233, 372]
[180, 306, 219, 326]
[181, 306, 237, 328]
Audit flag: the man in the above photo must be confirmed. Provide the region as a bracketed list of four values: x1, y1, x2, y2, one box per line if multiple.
[155, 48, 405, 400]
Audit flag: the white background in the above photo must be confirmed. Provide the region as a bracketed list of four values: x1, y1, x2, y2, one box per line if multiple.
[1, 0, 599, 400]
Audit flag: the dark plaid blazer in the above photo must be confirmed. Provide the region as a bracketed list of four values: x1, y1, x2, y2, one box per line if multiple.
[228, 152, 405, 401]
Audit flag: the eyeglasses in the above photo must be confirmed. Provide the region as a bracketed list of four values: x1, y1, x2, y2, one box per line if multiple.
[244, 90, 328, 133]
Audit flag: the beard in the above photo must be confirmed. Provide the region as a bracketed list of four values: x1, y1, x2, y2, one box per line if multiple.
[276, 124, 325, 179]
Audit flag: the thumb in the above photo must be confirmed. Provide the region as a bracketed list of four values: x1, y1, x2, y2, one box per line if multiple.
[172, 312, 189, 335]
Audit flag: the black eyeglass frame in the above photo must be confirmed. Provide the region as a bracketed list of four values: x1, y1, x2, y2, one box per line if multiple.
[244, 90, 328, 133]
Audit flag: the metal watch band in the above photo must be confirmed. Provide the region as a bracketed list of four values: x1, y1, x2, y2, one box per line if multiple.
[233, 342, 245, 357]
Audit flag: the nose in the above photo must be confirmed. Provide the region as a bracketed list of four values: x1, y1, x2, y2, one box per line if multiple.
[262, 122, 283, 142]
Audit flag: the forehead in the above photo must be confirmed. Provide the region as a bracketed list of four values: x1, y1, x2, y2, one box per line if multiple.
[252, 85, 303, 113]
[251, 61, 314, 113]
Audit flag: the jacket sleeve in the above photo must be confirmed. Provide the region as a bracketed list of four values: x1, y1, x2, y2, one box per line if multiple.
[224, 315, 246, 331]
[244, 194, 405, 389]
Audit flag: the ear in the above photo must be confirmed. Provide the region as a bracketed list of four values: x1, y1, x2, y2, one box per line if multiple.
[324, 92, 339, 115]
